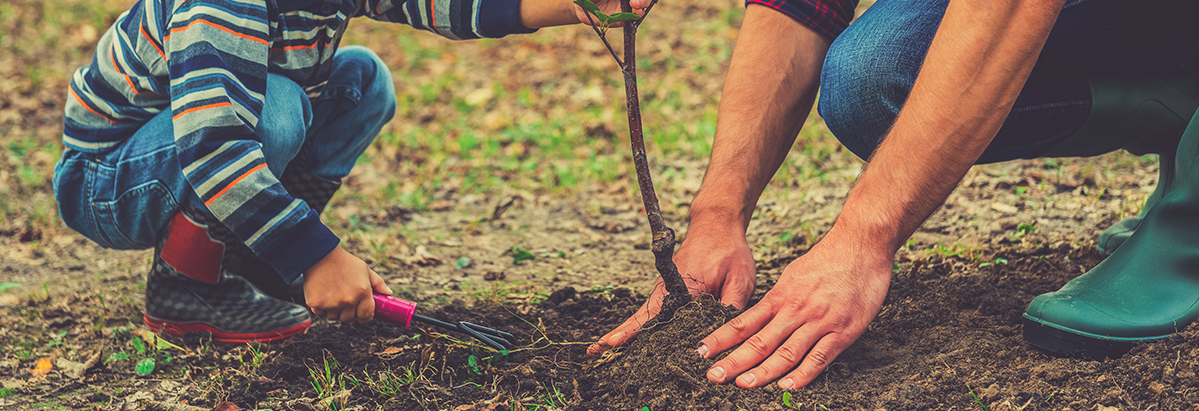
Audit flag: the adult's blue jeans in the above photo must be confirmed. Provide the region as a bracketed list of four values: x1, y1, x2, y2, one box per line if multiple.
[54, 46, 396, 250]
[818, 0, 1199, 164]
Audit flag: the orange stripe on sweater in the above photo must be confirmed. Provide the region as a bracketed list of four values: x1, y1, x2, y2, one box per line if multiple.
[172, 101, 233, 121]
[205, 163, 269, 206]
[112, 46, 143, 95]
[170, 19, 268, 45]
[140, 22, 166, 61]
[270, 42, 320, 52]
[69, 87, 119, 124]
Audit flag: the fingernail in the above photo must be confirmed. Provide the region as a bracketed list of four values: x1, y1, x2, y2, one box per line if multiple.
[707, 366, 726, 382]
[737, 373, 756, 387]
[610, 331, 625, 343]
[696, 344, 709, 358]
[779, 378, 795, 390]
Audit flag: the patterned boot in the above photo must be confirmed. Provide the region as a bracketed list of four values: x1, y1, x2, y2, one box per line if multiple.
[143, 202, 312, 343]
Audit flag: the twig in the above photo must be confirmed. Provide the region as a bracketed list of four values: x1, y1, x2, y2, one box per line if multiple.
[619, 0, 688, 298]
[632, 0, 659, 28]
[580, 10, 625, 69]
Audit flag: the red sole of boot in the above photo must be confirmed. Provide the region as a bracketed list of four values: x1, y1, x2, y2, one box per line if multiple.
[144, 315, 311, 344]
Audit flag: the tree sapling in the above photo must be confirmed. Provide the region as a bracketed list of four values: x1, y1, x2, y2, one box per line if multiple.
[575, 0, 692, 330]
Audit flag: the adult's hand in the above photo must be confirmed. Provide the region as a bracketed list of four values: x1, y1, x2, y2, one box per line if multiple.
[696, 233, 891, 389]
[304, 246, 393, 324]
[589, 217, 757, 354]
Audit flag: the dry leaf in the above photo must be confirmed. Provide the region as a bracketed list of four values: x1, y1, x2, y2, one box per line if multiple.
[378, 347, 401, 355]
[55, 358, 86, 379]
[29, 358, 52, 376]
[991, 203, 1019, 214]
[400, 246, 443, 266]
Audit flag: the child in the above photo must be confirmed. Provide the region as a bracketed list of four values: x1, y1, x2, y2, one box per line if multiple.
[55, 0, 639, 343]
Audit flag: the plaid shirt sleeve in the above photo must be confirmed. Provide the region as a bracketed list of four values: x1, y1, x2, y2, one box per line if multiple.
[746, 0, 857, 38]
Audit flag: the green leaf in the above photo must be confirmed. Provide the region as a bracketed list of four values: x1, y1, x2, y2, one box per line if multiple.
[607, 12, 640, 22]
[135, 358, 156, 376]
[104, 352, 132, 364]
[512, 246, 535, 264]
[466, 355, 483, 376]
[782, 391, 795, 408]
[995, 258, 1009, 265]
[456, 257, 473, 269]
[131, 336, 146, 355]
[0, 283, 20, 293]
[573, 0, 610, 22]
[155, 337, 184, 352]
[574, 0, 600, 13]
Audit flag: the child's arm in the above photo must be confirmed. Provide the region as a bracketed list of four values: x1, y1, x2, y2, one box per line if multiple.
[166, 1, 339, 285]
[359, 0, 650, 39]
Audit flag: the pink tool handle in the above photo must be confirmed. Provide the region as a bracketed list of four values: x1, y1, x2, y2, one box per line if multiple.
[372, 294, 417, 329]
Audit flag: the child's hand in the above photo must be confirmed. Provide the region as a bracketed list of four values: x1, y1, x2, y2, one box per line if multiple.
[520, 0, 651, 29]
[574, 0, 652, 27]
[304, 246, 393, 324]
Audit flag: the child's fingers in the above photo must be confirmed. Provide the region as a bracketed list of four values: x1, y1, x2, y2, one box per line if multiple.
[369, 269, 393, 295]
[357, 292, 376, 324]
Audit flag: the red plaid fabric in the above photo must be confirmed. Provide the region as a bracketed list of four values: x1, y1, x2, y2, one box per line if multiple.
[747, 0, 858, 38]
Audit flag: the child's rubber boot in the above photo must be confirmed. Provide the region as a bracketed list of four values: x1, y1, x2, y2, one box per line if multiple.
[1023, 106, 1199, 360]
[144, 203, 312, 343]
[233, 166, 343, 304]
[1041, 77, 1199, 254]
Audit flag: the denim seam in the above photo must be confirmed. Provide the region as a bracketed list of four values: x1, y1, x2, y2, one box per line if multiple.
[84, 160, 114, 249]
[1063, 0, 1092, 9]
[94, 181, 176, 249]
[1010, 100, 1090, 113]
[122, 143, 177, 164]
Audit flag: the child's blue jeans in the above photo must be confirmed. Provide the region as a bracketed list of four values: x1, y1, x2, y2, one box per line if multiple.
[54, 46, 396, 250]
[818, 0, 1199, 164]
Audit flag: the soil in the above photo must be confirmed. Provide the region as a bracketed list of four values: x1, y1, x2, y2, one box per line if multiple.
[6, 196, 1199, 410]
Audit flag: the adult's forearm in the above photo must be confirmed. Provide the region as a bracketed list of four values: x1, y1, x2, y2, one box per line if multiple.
[690, 5, 831, 230]
[828, 0, 1065, 254]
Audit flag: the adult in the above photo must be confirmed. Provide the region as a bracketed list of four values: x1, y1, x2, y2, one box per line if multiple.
[595, 0, 1199, 390]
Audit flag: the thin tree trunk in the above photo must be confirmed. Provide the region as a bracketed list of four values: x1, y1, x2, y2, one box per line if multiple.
[619, 0, 687, 299]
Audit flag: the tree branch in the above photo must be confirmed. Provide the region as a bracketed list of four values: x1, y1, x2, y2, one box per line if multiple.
[579, 5, 625, 69]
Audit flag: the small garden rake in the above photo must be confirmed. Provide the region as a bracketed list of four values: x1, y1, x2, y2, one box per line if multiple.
[372, 294, 516, 351]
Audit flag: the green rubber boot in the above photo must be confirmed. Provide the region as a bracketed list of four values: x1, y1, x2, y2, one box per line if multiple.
[1023, 106, 1199, 360]
[1096, 152, 1173, 254]
[1041, 77, 1198, 254]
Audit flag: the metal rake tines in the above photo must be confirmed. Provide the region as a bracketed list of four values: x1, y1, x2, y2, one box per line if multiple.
[412, 314, 516, 351]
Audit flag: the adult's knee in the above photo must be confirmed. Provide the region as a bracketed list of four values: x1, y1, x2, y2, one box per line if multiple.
[818, 40, 922, 160]
[816, 0, 946, 160]
[258, 73, 311, 175]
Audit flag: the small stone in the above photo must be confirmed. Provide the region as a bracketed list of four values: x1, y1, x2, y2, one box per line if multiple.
[1101, 386, 1124, 405]
[1148, 381, 1167, 395]
[991, 202, 1019, 214]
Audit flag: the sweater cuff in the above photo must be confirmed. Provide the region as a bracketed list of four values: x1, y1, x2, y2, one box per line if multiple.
[256, 209, 341, 283]
[478, 0, 538, 37]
